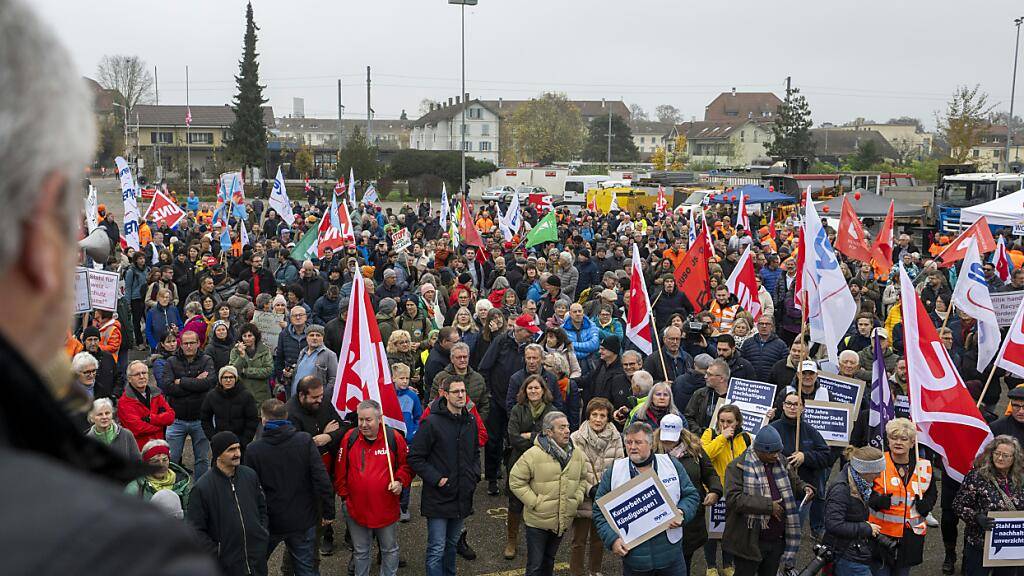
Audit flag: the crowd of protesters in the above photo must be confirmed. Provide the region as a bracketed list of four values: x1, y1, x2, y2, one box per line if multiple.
[4, 1, 1024, 575]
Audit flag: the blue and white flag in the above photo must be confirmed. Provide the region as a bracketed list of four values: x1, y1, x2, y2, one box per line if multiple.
[219, 227, 231, 252]
[868, 333, 894, 450]
[239, 220, 250, 247]
[801, 185, 856, 365]
[115, 157, 140, 250]
[687, 208, 697, 249]
[439, 183, 449, 230]
[329, 192, 343, 233]
[498, 192, 522, 242]
[362, 184, 379, 205]
[269, 167, 295, 226]
[953, 237, 1002, 371]
[347, 168, 356, 206]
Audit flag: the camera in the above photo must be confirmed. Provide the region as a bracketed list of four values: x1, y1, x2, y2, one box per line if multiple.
[783, 543, 833, 576]
[686, 320, 706, 334]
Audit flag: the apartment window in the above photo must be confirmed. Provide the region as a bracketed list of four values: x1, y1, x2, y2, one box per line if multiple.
[740, 130, 745, 142]
[463, 141, 472, 151]
[994, 150, 1001, 159]
[151, 131, 173, 144]
[468, 107, 482, 119]
[973, 149, 980, 158]
[479, 141, 491, 152]
[481, 123, 490, 136]
[188, 132, 213, 144]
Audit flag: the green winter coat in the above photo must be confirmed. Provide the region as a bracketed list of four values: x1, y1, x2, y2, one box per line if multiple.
[509, 437, 587, 536]
[124, 460, 193, 513]
[507, 401, 555, 471]
[229, 342, 274, 404]
[430, 364, 490, 420]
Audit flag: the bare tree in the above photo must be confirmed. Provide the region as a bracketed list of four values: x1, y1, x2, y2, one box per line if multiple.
[629, 103, 648, 122]
[96, 55, 154, 118]
[418, 98, 440, 116]
[655, 104, 681, 124]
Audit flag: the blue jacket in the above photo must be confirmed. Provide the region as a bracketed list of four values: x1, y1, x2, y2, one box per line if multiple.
[577, 260, 602, 296]
[145, 304, 183, 349]
[593, 456, 700, 572]
[739, 333, 789, 382]
[396, 387, 423, 440]
[759, 266, 784, 296]
[186, 195, 200, 212]
[124, 265, 148, 300]
[526, 281, 544, 303]
[563, 315, 600, 361]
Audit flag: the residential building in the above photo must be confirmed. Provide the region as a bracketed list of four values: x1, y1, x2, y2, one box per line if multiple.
[631, 120, 675, 159]
[832, 120, 933, 162]
[703, 90, 782, 122]
[665, 119, 774, 167]
[134, 104, 275, 178]
[810, 127, 897, 165]
[967, 124, 1024, 171]
[409, 95, 500, 164]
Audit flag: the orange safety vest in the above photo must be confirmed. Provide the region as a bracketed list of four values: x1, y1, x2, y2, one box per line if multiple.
[98, 318, 122, 362]
[869, 453, 932, 538]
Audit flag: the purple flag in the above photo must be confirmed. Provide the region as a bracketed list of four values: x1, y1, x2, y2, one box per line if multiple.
[868, 333, 894, 449]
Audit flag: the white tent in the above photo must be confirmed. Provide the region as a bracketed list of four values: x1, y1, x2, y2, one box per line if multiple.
[960, 188, 1024, 227]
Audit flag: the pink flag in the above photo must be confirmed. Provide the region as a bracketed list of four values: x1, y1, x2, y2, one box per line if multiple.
[626, 243, 653, 355]
[331, 271, 407, 433]
[656, 185, 668, 214]
[185, 107, 192, 127]
[725, 246, 761, 320]
[899, 264, 992, 482]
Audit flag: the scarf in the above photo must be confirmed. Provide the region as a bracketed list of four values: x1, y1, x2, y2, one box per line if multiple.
[91, 423, 118, 445]
[849, 466, 872, 503]
[632, 451, 656, 469]
[147, 468, 177, 492]
[647, 404, 669, 425]
[263, 419, 291, 432]
[539, 435, 573, 469]
[740, 448, 801, 568]
[529, 401, 546, 420]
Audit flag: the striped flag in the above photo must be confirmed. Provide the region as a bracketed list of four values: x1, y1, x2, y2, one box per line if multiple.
[868, 333, 894, 450]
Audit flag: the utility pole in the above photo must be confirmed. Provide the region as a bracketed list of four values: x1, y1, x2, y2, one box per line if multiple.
[154, 66, 161, 181]
[366, 66, 372, 144]
[337, 79, 344, 175]
[1007, 17, 1023, 172]
[605, 98, 613, 173]
[449, 0, 475, 199]
[186, 65, 191, 194]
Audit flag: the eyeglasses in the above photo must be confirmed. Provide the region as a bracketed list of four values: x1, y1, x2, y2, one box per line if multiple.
[81, 369, 98, 375]
[783, 401, 801, 407]
[994, 452, 1015, 460]
[1011, 403, 1024, 411]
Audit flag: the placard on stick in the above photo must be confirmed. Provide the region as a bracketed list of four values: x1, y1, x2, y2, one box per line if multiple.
[802, 400, 853, 447]
[726, 377, 777, 412]
[816, 372, 865, 410]
[596, 469, 683, 551]
[712, 398, 768, 435]
[706, 500, 726, 539]
[984, 511, 1024, 567]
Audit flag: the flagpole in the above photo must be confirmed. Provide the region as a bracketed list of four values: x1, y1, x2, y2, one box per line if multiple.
[381, 422, 396, 485]
[976, 363, 999, 408]
[648, 313, 671, 384]
[940, 302, 955, 331]
[186, 65, 191, 195]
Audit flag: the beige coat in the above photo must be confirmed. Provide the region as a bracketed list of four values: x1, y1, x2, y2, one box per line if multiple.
[570, 422, 625, 517]
[509, 437, 587, 536]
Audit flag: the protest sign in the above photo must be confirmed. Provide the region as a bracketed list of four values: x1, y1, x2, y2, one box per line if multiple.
[802, 400, 853, 446]
[391, 228, 412, 253]
[816, 372, 865, 410]
[991, 291, 1024, 327]
[75, 268, 91, 313]
[596, 469, 682, 550]
[984, 511, 1024, 567]
[726, 378, 777, 412]
[87, 269, 120, 312]
[252, 311, 285, 353]
[712, 399, 768, 435]
[706, 500, 727, 539]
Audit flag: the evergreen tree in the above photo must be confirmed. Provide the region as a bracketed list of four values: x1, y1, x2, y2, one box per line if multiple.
[227, 2, 268, 174]
[582, 114, 639, 162]
[764, 85, 814, 165]
[336, 127, 380, 182]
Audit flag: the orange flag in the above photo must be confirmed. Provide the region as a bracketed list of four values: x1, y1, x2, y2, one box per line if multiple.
[869, 200, 894, 277]
[835, 196, 873, 263]
[934, 217, 997, 268]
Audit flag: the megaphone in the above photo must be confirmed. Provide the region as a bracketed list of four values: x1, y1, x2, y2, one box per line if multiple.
[79, 228, 112, 263]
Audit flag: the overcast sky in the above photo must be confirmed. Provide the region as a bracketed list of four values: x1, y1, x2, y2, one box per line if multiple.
[32, 0, 1024, 130]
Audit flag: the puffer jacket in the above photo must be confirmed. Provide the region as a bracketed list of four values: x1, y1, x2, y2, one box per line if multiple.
[823, 466, 876, 565]
[562, 315, 600, 362]
[430, 364, 490, 420]
[273, 324, 308, 380]
[125, 460, 193, 513]
[509, 436, 587, 535]
[740, 333, 789, 382]
[407, 397, 481, 519]
[507, 401, 556, 470]
[700, 428, 751, 481]
[199, 385, 260, 447]
[570, 422, 624, 518]
[160, 351, 216, 421]
[229, 343, 274, 404]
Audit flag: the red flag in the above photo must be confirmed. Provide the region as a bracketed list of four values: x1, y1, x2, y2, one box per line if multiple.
[767, 211, 777, 240]
[995, 292, 1024, 377]
[736, 192, 750, 234]
[316, 198, 354, 257]
[794, 226, 806, 307]
[143, 190, 186, 229]
[725, 246, 761, 320]
[934, 217, 997, 268]
[674, 231, 711, 311]
[460, 199, 484, 248]
[899, 265, 991, 482]
[656, 186, 668, 214]
[836, 196, 873, 263]
[626, 243, 653, 354]
[870, 200, 894, 276]
[331, 271, 407, 433]
[304, 177, 311, 193]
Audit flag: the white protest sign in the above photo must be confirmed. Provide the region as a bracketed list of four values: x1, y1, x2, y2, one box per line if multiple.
[802, 400, 853, 446]
[252, 311, 284, 353]
[991, 290, 1024, 327]
[984, 511, 1024, 567]
[87, 269, 120, 312]
[596, 469, 682, 550]
[75, 268, 92, 313]
[1013, 223, 1024, 236]
[391, 228, 412, 253]
[713, 398, 769, 435]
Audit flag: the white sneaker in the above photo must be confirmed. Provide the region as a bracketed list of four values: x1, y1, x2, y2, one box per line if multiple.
[926, 512, 939, 527]
[400, 510, 410, 523]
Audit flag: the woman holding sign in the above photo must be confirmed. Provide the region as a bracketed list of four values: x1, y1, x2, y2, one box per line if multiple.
[952, 435, 1024, 576]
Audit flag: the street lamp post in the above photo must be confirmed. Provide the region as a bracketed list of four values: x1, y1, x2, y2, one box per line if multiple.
[1007, 16, 1024, 172]
[449, 0, 476, 201]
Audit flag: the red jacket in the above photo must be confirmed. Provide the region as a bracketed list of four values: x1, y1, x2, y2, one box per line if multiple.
[420, 402, 488, 447]
[334, 427, 413, 528]
[118, 387, 176, 449]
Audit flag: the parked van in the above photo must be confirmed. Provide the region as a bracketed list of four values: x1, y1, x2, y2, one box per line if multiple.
[562, 175, 609, 205]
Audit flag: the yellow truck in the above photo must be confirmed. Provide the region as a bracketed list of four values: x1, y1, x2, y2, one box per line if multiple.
[586, 185, 659, 213]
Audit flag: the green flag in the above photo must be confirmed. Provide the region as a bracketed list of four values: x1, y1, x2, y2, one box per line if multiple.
[290, 226, 318, 261]
[526, 210, 558, 248]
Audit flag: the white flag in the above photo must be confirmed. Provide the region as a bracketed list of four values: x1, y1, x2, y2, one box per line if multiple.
[85, 185, 98, 233]
[953, 238, 1002, 371]
[687, 208, 696, 250]
[498, 192, 522, 242]
[609, 190, 621, 212]
[239, 220, 250, 247]
[439, 183, 449, 230]
[801, 185, 855, 365]
[347, 168, 356, 206]
[269, 167, 295, 226]
[115, 156, 140, 251]
[362, 184, 379, 205]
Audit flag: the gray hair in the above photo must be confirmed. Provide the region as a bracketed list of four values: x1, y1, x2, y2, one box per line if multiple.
[524, 343, 544, 357]
[631, 370, 655, 396]
[541, 411, 568, 434]
[637, 381, 681, 417]
[450, 342, 471, 356]
[708, 358, 731, 380]
[838, 349, 860, 363]
[71, 351, 99, 374]
[622, 350, 643, 364]
[356, 398, 381, 415]
[623, 421, 654, 444]
[87, 397, 115, 424]
[0, 0, 95, 271]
